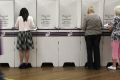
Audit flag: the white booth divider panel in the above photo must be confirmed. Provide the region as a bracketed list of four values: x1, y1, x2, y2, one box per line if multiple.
[14, 37, 37, 67]
[101, 36, 112, 66]
[80, 37, 87, 66]
[37, 0, 59, 29]
[59, 0, 81, 29]
[77, 0, 82, 28]
[37, 37, 59, 67]
[0, 37, 15, 67]
[15, 0, 36, 24]
[0, 0, 14, 29]
[59, 37, 81, 67]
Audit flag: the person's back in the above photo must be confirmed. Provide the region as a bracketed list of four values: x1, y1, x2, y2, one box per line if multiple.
[16, 16, 34, 31]
[82, 6, 102, 70]
[84, 14, 102, 35]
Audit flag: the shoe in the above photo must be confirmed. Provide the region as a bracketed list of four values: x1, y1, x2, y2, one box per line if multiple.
[25, 63, 32, 68]
[85, 62, 88, 68]
[108, 66, 116, 70]
[117, 65, 120, 70]
[106, 62, 118, 67]
[19, 63, 26, 69]
[84, 62, 94, 69]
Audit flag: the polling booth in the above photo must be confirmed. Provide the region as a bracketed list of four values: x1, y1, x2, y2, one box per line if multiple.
[0, 0, 118, 67]
[58, 0, 81, 67]
[36, 0, 59, 67]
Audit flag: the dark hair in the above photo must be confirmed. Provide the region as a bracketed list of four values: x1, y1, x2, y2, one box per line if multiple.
[19, 8, 29, 22]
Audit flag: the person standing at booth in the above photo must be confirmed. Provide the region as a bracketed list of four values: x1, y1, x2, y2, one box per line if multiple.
[14, 8, 35, 69]
[82, 6, 102, 70]
[107, 5, 120, 70]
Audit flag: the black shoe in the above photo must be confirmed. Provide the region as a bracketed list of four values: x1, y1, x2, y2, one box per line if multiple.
[19, 63, 26, 69]
[85, 62, 94, 69]
[25, 63, 32, 68]
[85, 62, 88, 68]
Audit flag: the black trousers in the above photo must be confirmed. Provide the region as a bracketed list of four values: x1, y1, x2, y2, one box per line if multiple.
[85, 35, 101, 69]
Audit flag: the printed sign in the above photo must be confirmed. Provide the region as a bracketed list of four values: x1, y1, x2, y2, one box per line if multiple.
[37, 0, 59, 29]
[60, 0, 81, 28]
[0, 0, 14, 29]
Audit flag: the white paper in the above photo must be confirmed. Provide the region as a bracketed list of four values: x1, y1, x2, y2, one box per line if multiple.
[60, 0, 81, 29]
[37, 0, 59, 29]
[104, 23, 110, 29]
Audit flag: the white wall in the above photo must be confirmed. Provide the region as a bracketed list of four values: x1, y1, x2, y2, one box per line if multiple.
[101, 36, 112, 66]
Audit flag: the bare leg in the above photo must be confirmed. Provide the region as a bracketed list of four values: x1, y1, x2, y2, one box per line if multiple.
[25, 50, 30, 64]
[112, 59, 117, 67]
[19, 49, 24, 64]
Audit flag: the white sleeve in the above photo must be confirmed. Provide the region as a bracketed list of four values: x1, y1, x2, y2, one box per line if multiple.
[30, 16, 37, 30]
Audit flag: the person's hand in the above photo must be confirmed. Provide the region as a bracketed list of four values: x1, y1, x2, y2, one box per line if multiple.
[34, 27, 38, 30]
[31, 27, 38, 31]
[108, 27, 113, 32]
[104, 23, 110, 29]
